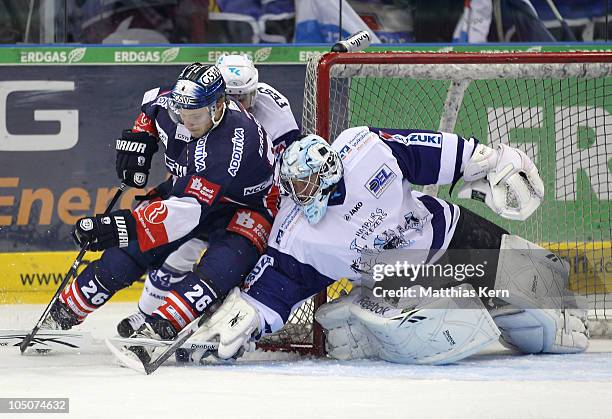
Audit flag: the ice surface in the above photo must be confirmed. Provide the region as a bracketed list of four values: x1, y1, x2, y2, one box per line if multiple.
[1, 303, 611, 419]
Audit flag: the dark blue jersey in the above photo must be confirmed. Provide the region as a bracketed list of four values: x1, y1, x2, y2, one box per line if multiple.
[130, 87, 277, 253]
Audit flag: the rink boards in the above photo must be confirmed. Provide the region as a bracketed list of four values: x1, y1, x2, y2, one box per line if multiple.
[0, 243, 609, 304]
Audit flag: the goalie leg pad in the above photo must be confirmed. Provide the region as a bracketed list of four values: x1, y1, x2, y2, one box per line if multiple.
[317, 285, 500, 365]
[491, 307, 588, 354]
[492, 234, 588, 353]
[495, 234, 572, 309]
[315, 292, 378, 360]
[191, 288, 260, 361]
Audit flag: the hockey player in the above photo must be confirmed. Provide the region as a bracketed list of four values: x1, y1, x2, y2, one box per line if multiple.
[116, 54, 300, 337]
[43, 63, 278, 344]
[190, 127, 589, 365]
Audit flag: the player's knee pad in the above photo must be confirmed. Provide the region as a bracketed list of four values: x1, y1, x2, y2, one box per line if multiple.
[490, 307, 588, 354]
[317, 284, 500, 365]
[139, 264, 189, 315]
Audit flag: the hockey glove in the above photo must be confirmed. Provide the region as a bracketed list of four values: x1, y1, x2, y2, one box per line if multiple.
[72, 209, 136, 251]
[459, 143, 544, 221]
[116, 129, 159, 189]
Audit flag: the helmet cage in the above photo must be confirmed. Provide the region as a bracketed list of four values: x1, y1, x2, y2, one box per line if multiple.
[279, 135, 343, 224]
[280, 171, 323, 206]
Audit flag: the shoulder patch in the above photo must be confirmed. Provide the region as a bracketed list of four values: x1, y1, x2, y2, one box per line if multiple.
[385, 132, 443, 148]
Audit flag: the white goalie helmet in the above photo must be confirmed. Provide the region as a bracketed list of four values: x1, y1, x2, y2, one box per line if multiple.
[216, 54, 259, 109]
[280, 135, 343, 225]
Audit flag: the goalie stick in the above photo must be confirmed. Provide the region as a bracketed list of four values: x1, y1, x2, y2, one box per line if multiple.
[19, 183, 126, 354]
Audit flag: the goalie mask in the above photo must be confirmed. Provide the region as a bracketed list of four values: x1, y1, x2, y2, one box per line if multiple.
[216, 54, 259, 110]
[280, 135, 343, 225]
[169, 63, 226, 136]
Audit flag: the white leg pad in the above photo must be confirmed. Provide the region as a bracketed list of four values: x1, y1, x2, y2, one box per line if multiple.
[316, 284, 500, 365]
[491, 307, 588, 354]
[492, 234, 588, 354]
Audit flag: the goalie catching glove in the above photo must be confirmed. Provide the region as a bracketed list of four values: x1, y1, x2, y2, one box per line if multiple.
[190, 288, 260, 361]
[459, 143, 544, 221]
[116, 129, 159, 188]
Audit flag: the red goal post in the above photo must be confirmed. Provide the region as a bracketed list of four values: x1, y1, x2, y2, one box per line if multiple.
[257, 51, 612, 356]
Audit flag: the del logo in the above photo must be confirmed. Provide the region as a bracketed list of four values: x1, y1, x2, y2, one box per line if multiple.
[366, 164, 396, 198]
[143, 201, 168, 224]
[393, 132, 442, 148]
[184, 176, 221, 205]
[339, 144, 352, 159]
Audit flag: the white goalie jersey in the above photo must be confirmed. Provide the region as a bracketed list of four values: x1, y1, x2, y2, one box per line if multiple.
[243, 126, 479, 335]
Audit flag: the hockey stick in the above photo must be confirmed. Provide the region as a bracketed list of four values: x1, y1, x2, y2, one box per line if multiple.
[107, 298, 224, 374]
[2, 331, 95, 352]
[19, 183, 127, 354]
[106, 315, 204, 375]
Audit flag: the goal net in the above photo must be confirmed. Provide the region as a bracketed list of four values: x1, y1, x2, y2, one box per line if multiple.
[258, 51, 612, 355]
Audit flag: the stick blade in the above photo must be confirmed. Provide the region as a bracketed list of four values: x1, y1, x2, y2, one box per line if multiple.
[104, 338, 147, 374]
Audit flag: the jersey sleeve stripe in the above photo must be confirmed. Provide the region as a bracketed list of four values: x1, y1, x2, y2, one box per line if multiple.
[438, 132, 459, 183]
[417, 195, 446, 252]
[452, 135, 466, 183]
[460, 137, 478, 174]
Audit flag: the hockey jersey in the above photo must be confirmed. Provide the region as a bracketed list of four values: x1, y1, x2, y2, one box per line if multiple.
[130, 88, 277, 253]
[243, 126, 479, 334]
[251, 82, 300, 152]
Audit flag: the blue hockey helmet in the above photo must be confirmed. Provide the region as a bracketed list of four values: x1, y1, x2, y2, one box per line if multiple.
[170, 63, 226, 128]
[280, 134, 343, 225]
